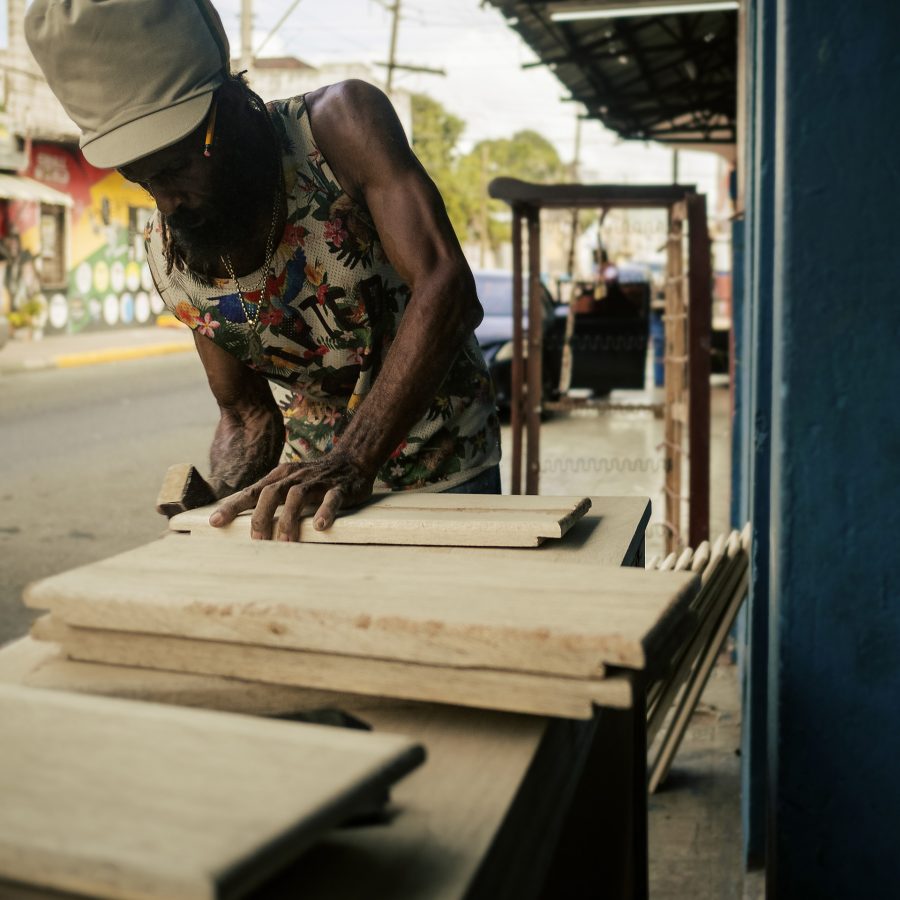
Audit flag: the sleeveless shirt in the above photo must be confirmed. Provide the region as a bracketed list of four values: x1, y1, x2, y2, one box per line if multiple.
[146, 94, 501, 492]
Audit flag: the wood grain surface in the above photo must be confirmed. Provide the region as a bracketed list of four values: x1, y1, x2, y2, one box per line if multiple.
[168, 494, 593, 548]
[25, 537, 696, 674]
[0, 684, 424, 900]
[0, 497, 655, 900]
[33, 616, 634, 718]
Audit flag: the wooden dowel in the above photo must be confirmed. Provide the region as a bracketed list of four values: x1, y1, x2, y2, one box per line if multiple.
[659, 552, 678, 571]
[649, 565, 750, 792]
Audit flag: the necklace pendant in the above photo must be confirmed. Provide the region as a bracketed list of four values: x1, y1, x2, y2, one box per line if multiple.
[247, 326, 265, 363]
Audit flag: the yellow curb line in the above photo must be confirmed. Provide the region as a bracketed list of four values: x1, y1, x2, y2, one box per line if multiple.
[54, 342, 194, 368]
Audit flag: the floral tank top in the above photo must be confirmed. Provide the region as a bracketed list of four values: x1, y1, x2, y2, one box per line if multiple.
[145, 94, 501, 491]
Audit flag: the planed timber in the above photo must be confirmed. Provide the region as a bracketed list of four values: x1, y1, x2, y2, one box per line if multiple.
[168, 494, 593, 548]
[0, 683, 423, 900]
[24, 537, 698, 675]
[32, 616, 634, 718]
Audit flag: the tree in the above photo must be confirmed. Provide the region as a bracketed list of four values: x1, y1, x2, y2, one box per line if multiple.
[410, 93, 468, 241]
[460, 131, 569, 252]
[410, 94, 570, 252]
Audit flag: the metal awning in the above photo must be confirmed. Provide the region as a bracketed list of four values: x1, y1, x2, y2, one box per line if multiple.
[485, 1, 737, 145]
[0, 173, 73, 207]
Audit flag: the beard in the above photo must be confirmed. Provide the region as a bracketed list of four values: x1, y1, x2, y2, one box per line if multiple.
[164, 138, 275, 283]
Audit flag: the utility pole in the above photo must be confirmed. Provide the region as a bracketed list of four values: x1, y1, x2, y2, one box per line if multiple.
[385, 0, 402, 95]
[241, 0, 254, 75]
[377, 0, 445, 95]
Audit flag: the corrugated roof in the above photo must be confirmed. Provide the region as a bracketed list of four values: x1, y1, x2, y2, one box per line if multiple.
[485, 1, 737, 145]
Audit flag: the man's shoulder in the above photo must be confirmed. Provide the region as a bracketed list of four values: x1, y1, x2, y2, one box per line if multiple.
[304, 80, 392, 130]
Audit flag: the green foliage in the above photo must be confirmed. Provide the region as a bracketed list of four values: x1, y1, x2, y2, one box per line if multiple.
[411, 93, 468, 241]
[410, 94, 569, 251]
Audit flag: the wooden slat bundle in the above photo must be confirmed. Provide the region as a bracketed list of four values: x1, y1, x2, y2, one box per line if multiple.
[0, 684, 423, 900]
[25, 532, 699, 720]
[643, 525, 751, 792]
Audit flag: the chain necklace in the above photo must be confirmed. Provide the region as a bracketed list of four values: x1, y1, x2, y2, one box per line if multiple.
[221, 184, 281, 327]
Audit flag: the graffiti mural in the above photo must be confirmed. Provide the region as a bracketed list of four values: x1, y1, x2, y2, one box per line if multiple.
[21, 143, 163, 333]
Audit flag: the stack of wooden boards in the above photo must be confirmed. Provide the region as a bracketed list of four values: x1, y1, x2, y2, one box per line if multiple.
[644, 525, 752, 792]
[25, 495, 699, 720]
[0, 683, 424, 900]
[168, 493, 596, 548]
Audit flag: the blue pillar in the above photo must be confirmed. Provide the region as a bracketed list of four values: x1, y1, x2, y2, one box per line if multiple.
[739, 0, 777, 868]
[767, 0, 900, 894]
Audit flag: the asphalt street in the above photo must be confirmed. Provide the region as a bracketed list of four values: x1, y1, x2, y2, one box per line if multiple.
[0, 352, 219, 644]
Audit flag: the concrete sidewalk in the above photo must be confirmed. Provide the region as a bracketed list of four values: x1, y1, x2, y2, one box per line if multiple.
[0, 318, 194, 375]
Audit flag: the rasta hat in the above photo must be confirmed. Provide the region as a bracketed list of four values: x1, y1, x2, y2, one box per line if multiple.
[25, 0, 231, 169]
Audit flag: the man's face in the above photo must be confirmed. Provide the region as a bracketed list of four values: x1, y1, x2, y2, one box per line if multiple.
[118, 106, 259, 274]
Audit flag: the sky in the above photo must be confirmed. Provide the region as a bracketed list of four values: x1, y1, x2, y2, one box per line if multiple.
[212, 0, 724, 198]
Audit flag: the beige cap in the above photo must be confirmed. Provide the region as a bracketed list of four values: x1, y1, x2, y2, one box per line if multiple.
[25, 0, 231, 169]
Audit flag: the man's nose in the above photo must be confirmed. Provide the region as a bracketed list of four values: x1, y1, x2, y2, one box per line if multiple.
[151, 186, 185, 218]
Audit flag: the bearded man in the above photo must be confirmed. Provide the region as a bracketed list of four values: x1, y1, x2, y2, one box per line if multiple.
[26, 0, 501, 541]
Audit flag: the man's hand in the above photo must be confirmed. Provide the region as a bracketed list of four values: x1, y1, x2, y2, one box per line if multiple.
[208, 450, 375, 541]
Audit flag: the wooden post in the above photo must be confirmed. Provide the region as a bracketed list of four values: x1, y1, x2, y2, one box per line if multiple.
[526, 209, 543, 495]
[510, 208, 524, 496]
[664, 205, 687, 552]
[687, 194, 711, 546]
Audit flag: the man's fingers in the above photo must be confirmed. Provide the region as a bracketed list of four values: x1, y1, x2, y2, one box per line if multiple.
[206, 462, 354, 540]
[277, 483, 323, 542]
[209, 485, 262, 527]
[313, 487, 345, 531]
[250, 482, 287, 540]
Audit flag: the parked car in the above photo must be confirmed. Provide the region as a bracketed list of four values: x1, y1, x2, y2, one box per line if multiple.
[472, 270, 564, 413]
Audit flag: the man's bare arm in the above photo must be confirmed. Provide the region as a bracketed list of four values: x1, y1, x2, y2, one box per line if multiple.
[211, 80, 484, 540]
[193, 331, 284, 497]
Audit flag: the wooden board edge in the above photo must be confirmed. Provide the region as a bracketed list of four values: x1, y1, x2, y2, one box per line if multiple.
[48, 625, 628, 719]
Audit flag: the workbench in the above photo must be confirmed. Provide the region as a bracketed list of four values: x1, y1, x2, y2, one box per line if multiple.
[0, 496, 654, 900]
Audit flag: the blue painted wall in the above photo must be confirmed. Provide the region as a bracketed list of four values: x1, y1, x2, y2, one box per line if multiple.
[738, 0, 777, 868]
[763, 0, 900, 893]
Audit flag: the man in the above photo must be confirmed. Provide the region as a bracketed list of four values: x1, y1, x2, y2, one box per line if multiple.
[26, 0, 501, 541]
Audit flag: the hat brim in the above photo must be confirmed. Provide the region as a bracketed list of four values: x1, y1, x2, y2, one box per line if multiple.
[80, 91, 215, 169]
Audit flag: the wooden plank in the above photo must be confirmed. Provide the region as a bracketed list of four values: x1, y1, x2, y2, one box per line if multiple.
[24, 537, 698, 675]
[199, 496, 651, 578]
[0, 637, 561, 900]
[32, 617, 634, 718]
[0, 636, 353, 717]
[169, 495, 593, 548]
[0, 683, 424, 900]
